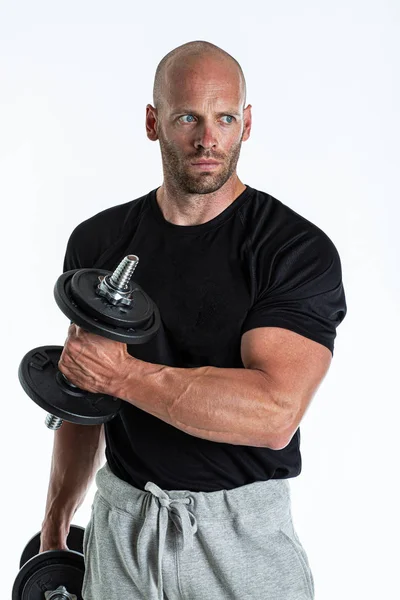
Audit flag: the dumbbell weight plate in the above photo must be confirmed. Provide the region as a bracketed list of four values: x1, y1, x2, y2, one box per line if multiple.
[55, 269, 161, 344]
[13, 550, 84, 600]
[19, 346, 122, 425]
[19, 525, 85, 569]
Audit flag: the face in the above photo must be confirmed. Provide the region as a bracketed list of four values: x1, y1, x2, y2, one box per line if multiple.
[147, 56, 252, 195]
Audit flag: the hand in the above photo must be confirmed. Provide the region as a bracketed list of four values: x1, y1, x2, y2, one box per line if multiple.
[39, 524, 69, 553]
[58, 323, 132, 397]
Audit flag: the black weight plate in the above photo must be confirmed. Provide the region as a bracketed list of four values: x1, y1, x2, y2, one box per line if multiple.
[54, 269, 161, 344]
[20, 525, 85, 569]
[19, 346, 121, 425]
[71, 270, 154, 328]
[13, 550, 84, 600]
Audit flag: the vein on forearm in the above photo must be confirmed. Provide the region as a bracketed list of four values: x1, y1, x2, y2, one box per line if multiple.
[117, 358, 290, 448]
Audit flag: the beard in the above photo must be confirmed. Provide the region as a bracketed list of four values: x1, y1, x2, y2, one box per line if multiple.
[157, 130, 243, 195]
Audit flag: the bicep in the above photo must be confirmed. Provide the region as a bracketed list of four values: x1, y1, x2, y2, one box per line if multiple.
[241, 326, 332, 447]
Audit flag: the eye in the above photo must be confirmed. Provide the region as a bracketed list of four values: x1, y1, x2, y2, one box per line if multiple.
[179, 115, 196, 123]
[221, 115, 235, 124]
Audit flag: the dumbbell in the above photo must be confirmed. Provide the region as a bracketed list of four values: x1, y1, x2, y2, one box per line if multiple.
[19, 255, 161, 429]
[13, 525, 85, 599]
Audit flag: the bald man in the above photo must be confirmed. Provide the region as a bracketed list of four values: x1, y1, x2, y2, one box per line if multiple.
[40, 41, 347, 600]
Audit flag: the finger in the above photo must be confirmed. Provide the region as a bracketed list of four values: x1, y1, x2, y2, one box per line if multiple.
[74, 324, 85, 337]
[67, 322, 77, 336]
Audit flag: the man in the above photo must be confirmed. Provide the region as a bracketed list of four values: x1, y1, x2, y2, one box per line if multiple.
[40, 40, 347, 600]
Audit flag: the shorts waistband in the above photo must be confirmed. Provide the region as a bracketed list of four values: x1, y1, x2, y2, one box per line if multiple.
[95, 462, 292, 526]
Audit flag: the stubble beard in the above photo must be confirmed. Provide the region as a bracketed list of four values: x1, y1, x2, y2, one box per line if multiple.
[158, 131, 243, 195]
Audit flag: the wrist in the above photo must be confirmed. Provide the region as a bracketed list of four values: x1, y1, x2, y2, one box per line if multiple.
[41, 513, 72, 539]
[110, 354, 137, 401]
[42, 495, 81, 531]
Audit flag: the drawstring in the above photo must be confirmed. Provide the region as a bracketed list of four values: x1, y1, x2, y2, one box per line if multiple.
[144, 481, 198, 600]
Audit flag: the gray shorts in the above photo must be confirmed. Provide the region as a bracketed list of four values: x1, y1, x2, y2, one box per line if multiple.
[82, 462, 315, 600]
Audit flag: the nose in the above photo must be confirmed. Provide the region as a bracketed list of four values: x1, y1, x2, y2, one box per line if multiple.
[194, 121, 218, 151]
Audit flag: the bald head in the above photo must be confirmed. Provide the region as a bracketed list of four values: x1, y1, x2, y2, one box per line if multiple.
[153, 41, 246, 114]
[147, 41, 251, 197]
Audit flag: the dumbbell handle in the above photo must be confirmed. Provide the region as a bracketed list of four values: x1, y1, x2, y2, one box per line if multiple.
[45, 413, 64, 430]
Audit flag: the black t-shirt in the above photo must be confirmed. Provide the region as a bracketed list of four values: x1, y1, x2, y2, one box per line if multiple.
[63, 184, 347, 492]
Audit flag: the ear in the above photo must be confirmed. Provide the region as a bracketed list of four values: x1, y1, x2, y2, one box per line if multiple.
[241, 104, 252, 142]
[146, 104, 159, 141]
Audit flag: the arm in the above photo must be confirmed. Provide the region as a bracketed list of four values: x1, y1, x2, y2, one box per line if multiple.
[59, 324, 332, 451]
[117, 359, 285, 448]
[40, 422, 105, 552]
[113, 327, 332, 449]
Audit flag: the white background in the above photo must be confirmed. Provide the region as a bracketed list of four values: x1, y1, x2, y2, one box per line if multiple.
[1, 1, 399, 598]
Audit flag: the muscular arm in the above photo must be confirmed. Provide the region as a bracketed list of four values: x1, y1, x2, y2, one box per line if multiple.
[40, 422, 105, 551]
[60, 325, 331, 451]
[114, 361, 286, 448]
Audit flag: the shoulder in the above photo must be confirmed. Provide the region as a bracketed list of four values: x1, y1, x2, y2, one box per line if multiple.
[64, 191, 150, 270]
[242, 186, 341, 263]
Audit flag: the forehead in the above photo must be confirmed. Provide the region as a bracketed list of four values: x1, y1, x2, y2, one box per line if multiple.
[163, 56, 243, 109]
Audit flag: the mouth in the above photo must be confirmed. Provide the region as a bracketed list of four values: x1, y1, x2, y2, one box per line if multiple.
[191, 161, 221, 170]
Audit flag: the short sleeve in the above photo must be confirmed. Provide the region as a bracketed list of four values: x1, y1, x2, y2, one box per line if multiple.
[63, 226, 83, 272]
[241, 230, 347, 356]
[62, 220, 101, 272]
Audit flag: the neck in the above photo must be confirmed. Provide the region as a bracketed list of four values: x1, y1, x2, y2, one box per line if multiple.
[156, 175, 247, 226]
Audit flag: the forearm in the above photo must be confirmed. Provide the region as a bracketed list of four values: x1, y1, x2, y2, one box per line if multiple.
[115, 359, 289, 448]
[42, 422, 105, 542]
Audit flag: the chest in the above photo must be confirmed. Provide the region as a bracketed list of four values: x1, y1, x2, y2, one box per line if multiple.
[118, 231, 253, 362]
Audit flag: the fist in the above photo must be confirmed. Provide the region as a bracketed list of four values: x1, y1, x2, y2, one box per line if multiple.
[58, 324, 131, 396]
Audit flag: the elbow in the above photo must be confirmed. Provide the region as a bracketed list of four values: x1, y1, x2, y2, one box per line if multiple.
[266, 410, 298, 451]
[268, 434, 292, 451]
